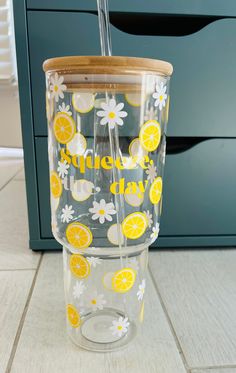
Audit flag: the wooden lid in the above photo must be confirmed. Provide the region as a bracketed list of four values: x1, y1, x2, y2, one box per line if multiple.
[43, 56, 173, 76]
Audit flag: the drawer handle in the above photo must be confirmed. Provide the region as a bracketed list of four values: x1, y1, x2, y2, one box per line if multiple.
[166, 137, 209, 154]
[92, 12, 224, 37]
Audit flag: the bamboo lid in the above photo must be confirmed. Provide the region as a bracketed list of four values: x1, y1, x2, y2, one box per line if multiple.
[43, 56, 173, 77]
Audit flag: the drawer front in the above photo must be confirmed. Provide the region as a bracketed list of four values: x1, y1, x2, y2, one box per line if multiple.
[160, 138, 236, 236]
[26, 0, 236, 17]
[35, 137, 236, 239]
[35, 138, 52, 238]
[28, 12, 236, 137]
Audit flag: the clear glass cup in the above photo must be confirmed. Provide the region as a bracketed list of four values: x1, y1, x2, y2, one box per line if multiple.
[43, 56, 173, 351]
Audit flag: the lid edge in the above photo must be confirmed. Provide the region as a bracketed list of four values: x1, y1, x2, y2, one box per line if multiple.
[43, 56, 173, 76]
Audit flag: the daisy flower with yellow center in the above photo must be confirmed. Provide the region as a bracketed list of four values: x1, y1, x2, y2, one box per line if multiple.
[143, 210, 153, 228]
[85, 291, 106, 311]
[89, 199, 116, 224]
[49, 73, 67, 102]
[137, 279, 146, 301]
[97, 98, 128, 129]
[150, 224, 160, 240]
[110, 316, 130, 338]
[153, 82, 167, 111]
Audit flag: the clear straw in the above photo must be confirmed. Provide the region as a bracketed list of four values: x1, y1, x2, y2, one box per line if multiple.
[96, 0, 127, 267]
[97, 0, 112, 56]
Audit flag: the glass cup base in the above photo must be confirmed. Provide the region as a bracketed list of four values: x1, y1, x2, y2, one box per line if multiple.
[68, 308, 137, 352]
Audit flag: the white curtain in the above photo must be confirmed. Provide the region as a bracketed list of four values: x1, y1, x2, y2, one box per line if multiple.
[0, 0, 16, 82]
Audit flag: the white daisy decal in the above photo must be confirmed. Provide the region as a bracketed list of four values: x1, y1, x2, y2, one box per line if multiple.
[144, 106, 158, 121]
[110, 316, 130, 338]
[87, 256, 102, 268]
[72, 281, 86, 299]
[127, 257, 139, 272]
[59, 102, 72, 116]
[61, 204, 74, 223]
[150, 224, 160, 240]
[86, 291, 106, 311]
[137, 279, 146, 301]
[153, 82, 167, 111]
[97, 98, 128, 129]
[49, 72, 67, 102]
[145, 163, 157, 183]
[89, 199, 116, 224]
[57, 160, 69, 178]
[144, 210, 153, 228]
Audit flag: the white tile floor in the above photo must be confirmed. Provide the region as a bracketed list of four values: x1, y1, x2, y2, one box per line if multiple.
[1, 158, 236, 373]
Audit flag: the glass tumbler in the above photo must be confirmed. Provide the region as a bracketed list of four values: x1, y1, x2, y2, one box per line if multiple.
[43, 56, 173, 351]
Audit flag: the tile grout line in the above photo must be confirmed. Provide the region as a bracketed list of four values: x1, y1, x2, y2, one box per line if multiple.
[0, 167, 24, 193]
[0, 267, 41, 272]
[191, 364, 236, 371]
[148, 264, 191, 373]
[5, 254, 43, 373]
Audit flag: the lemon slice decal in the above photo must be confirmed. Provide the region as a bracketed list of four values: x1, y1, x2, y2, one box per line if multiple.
[53, 112, 76, 144]
[72, 179, 94, 202]
[129, 138, 148, 158]
[66, 304, 81, 328]
[124, 188, 144, 207]
[112, 268, 136, 293]
[107, 224, 124, 246]
[66, 222, 93, 250]
[50, 171, 62, 198]
[149, 177, 162, 204]
[67, 132, 87, 156]
[125, 92, 144, 107]
[69, 254, 90, 279]
[72, 92, 94, 113]
[139, 120, 161, 152]
[102, 271, 114, 291]
[122, 212, 147, 240]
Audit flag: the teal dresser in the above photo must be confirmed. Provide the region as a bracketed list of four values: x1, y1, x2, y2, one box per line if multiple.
[13, 0, 236, 250]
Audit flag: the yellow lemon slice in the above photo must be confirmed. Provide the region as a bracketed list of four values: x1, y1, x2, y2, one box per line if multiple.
[66, 304, 81, 328]
[107, 224, 124, 245]
[149, 177, 162, 204]
[72, 179, 94, 202]
[125, 92, 144, 107]
[122, 212, 147, 240]
[72, 92, 94, 113]
[129, 138, 148, 158]
[66, 132, 87, 156]
[69, 254, 90, 279]
[102, 271, 114, 290]
[112, 268, 136, 293]
[139, 120, 161, 152]
[66, 222, 93, 250]
[124, 187, 144, 207]
[53, 112, 76, 144]
[50, 171, 62, 198]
